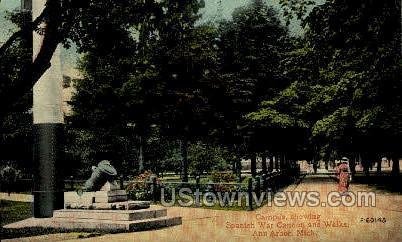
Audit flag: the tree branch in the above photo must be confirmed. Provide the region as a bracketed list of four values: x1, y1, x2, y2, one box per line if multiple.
[0, 5, 47, 57]
[0, 30, 24, 55]
[0, 0, 63, 119]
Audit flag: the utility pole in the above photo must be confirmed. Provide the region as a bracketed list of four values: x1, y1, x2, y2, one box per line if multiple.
[29, 0, 65, 218]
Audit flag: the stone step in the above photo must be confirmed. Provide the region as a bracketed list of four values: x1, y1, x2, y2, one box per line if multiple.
[93, 200, 150, 210]
[65, 199, 150, 210]
[55, 216, 182, 232]
[95, 195, 128, 203]
[4, 216, 182, 232]
[95, 190, 127, 196]
[53, 207, 167, 221]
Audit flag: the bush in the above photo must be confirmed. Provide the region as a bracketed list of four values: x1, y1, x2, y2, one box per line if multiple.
[0, 164, 21, 194]
[210, 171, 236, 183]
[209, 171, 238, 193]
[188, 142, 232, 175]
[126, 170, 160, 200]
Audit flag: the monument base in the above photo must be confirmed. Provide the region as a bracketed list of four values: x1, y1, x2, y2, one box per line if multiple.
[3, 206, 182, 232]
[7, 180, 183, 233]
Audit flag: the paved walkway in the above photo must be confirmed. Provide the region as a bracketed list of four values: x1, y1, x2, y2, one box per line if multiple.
[0, 193, 33, 202]
[4, 175, 402, 242]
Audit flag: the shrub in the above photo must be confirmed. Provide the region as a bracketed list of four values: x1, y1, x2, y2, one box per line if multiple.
[209, 171, 238, 193]
[0, 164, 21, 194]
[126, 170, 160, 200]
[210, 171, 236, 183]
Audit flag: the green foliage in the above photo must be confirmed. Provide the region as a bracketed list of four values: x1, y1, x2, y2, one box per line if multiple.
[305, 0, 401, 156]
[69, 0, 212, 179]
[215, 0, 294, 159]
[279, 0, 316, 25]
[0, 9, 31, 117]
[249, 0, 401, 160]
[312, 107, 349, 137]
[188, 142, 232, 175]
[126, 170, 159, 200]
[0, 165, 21, 185]
[126, 170, 159, 190]
[0, 9, 32, 169]
[209, 171, 238, 193]
[2, 0, 400, 177]
[246, 108, 301, 128]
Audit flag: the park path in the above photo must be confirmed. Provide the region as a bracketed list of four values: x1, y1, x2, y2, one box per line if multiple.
[4, 174, 402, 242]
[0, 193, 33, 202]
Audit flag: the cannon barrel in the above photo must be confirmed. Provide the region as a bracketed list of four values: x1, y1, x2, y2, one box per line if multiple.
[83, 160, 117, 191]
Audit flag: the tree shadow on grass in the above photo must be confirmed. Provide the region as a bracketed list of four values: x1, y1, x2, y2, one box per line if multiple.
[0, 200, 107, 240]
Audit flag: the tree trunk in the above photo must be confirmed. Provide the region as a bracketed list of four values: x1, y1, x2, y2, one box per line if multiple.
[274, 155, 279, 171]
[362, 158, 370, 176]
[349, 155, 356, 179]
[180, 137, 189, 182]
[237, 158, 242, 182]
[313, 160, 317, 174]
[269, 155, 274, 172]
[376, 158, 381, 174]
[261, 155, 267, 174]
[282, 153, 286, 170]
[1, 0, 61, 118]
[250, 154, 257, 177]
[391, 154, 400, 176]
[400, 0, 402, 55]
[138, 135, 144, 173]
[232, 158, 237, 174]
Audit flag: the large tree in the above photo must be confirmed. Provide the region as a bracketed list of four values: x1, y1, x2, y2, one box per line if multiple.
[0, 0, 164, 120]
[0, 8, 33, 172]
[68, 0, 163, 175]
[248, 0, 402, 174]
[217, 0, 293, 177]
[69, 0, 219, 180]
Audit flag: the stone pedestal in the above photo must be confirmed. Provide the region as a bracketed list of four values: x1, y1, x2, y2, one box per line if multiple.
[64, 192, 95, 209]
[4, 180, 182, 232]
[64, 182, 129, 209]
[4, 207, 182, 232]
[94, 200, 151, 210]
[94, 190, 128, 203]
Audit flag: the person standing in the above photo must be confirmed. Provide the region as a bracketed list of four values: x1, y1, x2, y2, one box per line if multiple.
[336, 157, 351, 194]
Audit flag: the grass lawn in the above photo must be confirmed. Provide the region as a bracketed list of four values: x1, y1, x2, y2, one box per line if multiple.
[0, 200, 32, 227]
[0, 200, 103, 240]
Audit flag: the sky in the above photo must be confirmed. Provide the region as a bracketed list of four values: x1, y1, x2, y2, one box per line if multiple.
[0, 0, 20, 43]
[0, 0, 306, 78]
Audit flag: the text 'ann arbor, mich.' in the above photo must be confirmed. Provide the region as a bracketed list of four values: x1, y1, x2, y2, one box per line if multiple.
[225, 213, 350, 238]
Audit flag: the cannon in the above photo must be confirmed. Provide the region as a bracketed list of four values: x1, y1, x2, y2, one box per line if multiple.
[82, 160, 117, 191]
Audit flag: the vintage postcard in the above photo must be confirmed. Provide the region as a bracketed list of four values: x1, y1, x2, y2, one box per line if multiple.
[0, 0, 401, 241]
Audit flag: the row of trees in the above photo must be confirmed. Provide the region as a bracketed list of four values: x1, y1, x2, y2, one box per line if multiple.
[68, 0, 401, 180]
[0, 0, 400, 181]
[67, 0, 296, 180]
[247, 0, 402, 176]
